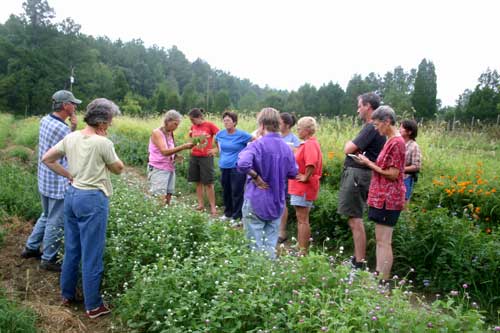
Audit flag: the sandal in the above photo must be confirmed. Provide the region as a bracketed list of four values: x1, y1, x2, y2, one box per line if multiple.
[195, 206, 205, 211]
[277, 236, 288, 244]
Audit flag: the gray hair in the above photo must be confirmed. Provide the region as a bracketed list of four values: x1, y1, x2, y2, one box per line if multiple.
[372, 105, 396, 125]
[163, 109, 182, 123]
[257, 107, 280, 132]
[83, 98, 121, 127]
[52, 102, 64, 111]
[297, 116, 317, 134]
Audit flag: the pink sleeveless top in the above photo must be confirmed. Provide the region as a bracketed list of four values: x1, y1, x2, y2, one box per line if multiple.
[148, 129, 175, 171]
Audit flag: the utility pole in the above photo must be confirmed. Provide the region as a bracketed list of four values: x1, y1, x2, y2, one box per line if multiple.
[69, 66, 75, 91]
[206, 74, 210, 112]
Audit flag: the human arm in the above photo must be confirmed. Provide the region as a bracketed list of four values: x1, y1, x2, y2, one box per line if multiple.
[356, 154, 399, 180]
[42, 147, 73, 182]
[107, 160, 124, 174]
[343, 141, 359, 154]
[69, 113, 78, 132]
[152, 129, 194, 156]
[296, 165, 315, 182]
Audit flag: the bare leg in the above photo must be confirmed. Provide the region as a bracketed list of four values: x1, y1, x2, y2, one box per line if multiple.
[279, 206, 288, 240]
[196, 183, 204, 210]
[296, 206, 311, 255]
[348, 217, 366, 262]
[205, 184, 217, 216]
[165, 193, 172, 205]
[375, 224, 394, 280]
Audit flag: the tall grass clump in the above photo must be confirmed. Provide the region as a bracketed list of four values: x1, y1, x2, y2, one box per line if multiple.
[0, 290, 37, 333]
[0, 162, 40, 220]
[12, 117, 40, 149]
[0, 113, 14, 149]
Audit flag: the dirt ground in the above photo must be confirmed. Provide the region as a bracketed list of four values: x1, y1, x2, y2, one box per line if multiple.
[0, 216, 113, 332]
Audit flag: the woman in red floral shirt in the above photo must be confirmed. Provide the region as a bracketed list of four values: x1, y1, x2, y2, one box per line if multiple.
[355, 106, 405, 280]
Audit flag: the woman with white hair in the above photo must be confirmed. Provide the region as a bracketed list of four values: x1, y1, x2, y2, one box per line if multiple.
[148, 110, 194, 205]
[288, 116, 323, 255]
[355, 105, 406, 281]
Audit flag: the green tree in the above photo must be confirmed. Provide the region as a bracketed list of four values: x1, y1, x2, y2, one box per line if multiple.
[213, 90, 231, 113]
[412, 59, 437, 120]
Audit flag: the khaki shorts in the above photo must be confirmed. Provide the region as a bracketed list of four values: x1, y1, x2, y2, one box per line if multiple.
[337, 167, 372, 218]
[188, 156, 215, 184]
[148, 165, 176, 195]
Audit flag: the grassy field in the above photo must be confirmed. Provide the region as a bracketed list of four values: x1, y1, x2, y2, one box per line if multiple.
[1, 112, 499, 331]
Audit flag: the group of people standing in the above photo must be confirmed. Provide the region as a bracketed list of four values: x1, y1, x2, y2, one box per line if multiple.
[20, 89, 421, 319]
[338, 92, 421, 280]
[21, 90, 123, 318]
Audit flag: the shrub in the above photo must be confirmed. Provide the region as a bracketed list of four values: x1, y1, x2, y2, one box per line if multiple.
[393, 208, 500, 319]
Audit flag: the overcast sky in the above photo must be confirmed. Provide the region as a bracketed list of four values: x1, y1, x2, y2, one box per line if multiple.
[1, 0, 499, 106]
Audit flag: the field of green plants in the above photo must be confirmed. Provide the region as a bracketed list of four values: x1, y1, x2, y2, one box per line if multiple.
[0, 112, 499, 332]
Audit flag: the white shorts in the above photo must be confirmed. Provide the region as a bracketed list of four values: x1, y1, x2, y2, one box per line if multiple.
[148, 165, 176, 195]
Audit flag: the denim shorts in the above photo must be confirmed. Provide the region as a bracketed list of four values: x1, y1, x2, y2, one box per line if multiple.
[290, 194, 313, 208]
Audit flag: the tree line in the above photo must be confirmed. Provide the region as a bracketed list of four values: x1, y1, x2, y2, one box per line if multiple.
[0, 0, 498, 122]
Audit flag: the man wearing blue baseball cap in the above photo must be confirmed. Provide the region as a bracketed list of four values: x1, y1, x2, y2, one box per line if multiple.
[21, 90, 81, 271]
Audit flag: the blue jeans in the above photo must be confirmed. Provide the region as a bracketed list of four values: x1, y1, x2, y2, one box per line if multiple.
[242, 199, 280, 259]
[60, 186, 109, 310]
[220, 168, 247, 219]
[26, 195, 64, 262]
[404, 177, 414, 201]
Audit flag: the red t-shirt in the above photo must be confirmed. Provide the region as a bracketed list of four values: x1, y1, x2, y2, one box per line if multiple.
[288, 137, 323, 201]
[189, 121, 219, 157]
[367, 136, 406, 210]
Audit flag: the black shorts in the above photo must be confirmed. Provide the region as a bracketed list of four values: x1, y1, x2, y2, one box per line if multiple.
[188, 156, 215, 184]
[368, 206, 401, 227]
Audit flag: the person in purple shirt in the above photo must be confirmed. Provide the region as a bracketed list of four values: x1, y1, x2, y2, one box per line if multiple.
[237, 107, 298, 259]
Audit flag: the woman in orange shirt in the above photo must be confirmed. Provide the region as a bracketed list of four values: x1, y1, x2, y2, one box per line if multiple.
[288, 117, 323, 255]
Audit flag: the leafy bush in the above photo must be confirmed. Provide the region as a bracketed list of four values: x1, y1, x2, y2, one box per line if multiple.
[0, 162, 40, 220]
[104, 178, 212, 295]
[105, 178, 489, 332]
[4, 146, 34, 163]
[393, 208, 500, 319]
[0, 291, 37, 333]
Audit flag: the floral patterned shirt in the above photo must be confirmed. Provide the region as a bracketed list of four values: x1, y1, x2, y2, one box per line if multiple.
[367, 136, 406, 211]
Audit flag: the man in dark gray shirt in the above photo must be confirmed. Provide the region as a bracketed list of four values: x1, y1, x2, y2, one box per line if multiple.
[337, 92, 386, 269]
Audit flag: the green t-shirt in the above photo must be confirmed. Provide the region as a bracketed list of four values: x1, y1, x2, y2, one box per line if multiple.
[54, 131, 120, 197]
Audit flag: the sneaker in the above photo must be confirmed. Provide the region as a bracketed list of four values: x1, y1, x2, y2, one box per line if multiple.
[86, 303, 111, 319]
[219, 215, 229, 221]
[350, 257, 366, 270]
[21, 247, 42, 259]
[39, 259, 61, 272]
[230, 219, 242, 227]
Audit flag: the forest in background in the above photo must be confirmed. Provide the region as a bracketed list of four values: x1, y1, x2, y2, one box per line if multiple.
[0, 0, 499, 122]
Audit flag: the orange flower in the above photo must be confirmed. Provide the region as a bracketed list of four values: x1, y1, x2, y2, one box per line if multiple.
[485, 228, 492, 234]
[491, 188, 497, 193]
[474, 207, 481, 214]
[327, 151, 335, 160]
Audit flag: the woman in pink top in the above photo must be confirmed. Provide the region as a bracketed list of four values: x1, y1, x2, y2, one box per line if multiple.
[148, 110, 194, 205]
[355, 106, 406, 280]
